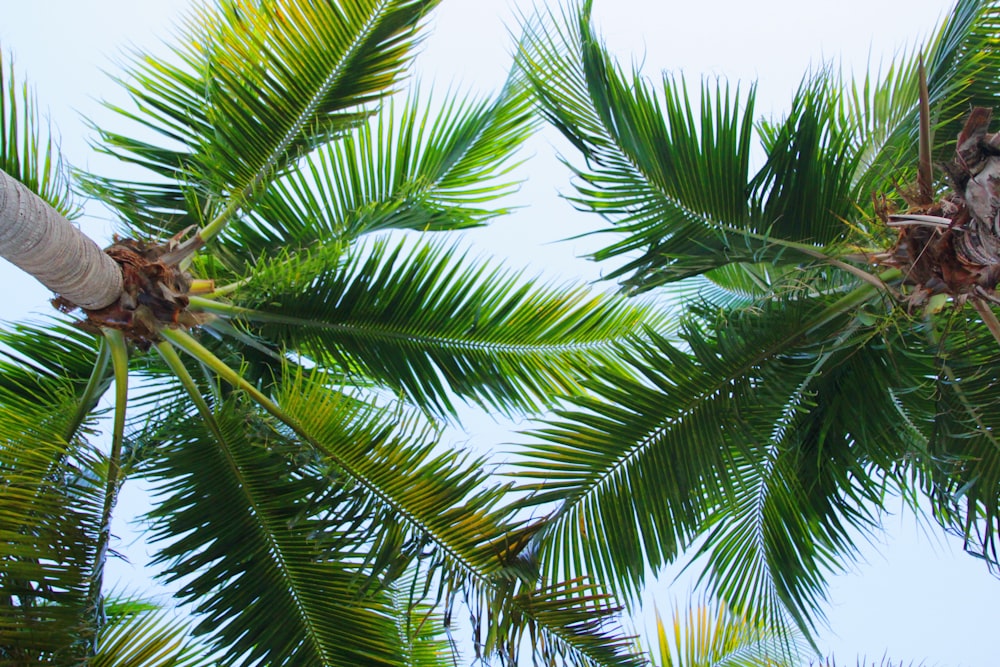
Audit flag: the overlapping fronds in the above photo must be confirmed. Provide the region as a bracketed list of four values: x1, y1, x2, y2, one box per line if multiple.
[91, 598, 210, 667]
[0, 323, 106, 663]
[144, 395, 407, 667]
[843, 0, 1000, 199]
[519, 1, 765, 293]
[226, 80, 535, 259]
[387, 577, 455, 667]
[895, 306, 1000, 567]
[213, 238, 654, 418]
[515, 286, 926, 642]
[0, 51, 78, 219]
[84, 0, 439, 240]
[520, 0, 1000, 295]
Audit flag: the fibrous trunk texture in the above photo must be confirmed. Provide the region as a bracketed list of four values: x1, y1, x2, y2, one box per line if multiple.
[881, 107, 1000, 304]
[0, 168, 122, 310]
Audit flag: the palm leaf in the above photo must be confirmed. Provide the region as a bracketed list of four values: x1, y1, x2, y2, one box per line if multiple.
[895, 304, 1000, 567]
[224, 79, 535, 261]
[83, 0, 440, 241]
[652, 596, 806, 667]
[0, 324, 107, 663]
[142, 394, 407, 667]
[0, 50, 78, 218]
[197, 238, 655, 419]
[91, 598, 210, 667]
[156, 342, 647, 667]
[845, 0, 1000, 201]
[514, 285, 926, 642]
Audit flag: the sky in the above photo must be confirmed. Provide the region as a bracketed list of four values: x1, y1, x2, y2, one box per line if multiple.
[0, 0, 996, 665]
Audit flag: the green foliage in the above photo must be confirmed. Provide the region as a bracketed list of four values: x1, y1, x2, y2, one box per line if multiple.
[517, 0, 1000, 652]
[1, 1, 653, 664]
[0, 52, 79, 219]
[7, 0, 1000, 664]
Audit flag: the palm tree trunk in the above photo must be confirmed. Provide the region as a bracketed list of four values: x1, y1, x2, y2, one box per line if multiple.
[0, 168, 121, 310]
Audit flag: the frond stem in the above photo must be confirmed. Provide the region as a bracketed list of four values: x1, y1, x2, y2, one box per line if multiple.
[187, 296, 622, 353]
[197, 0, 393, 245]
[84, 329, 130, 654]
[971, 298, 1000, 347]
[63, 337, 111, 443]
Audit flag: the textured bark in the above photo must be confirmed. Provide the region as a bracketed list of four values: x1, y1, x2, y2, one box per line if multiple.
[0, 168, 122, 310]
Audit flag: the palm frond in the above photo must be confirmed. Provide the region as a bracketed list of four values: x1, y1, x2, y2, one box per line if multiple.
[522, 1, 821, 293]
[831, 0, 1000, 208]
[91, 598, 210, 667]
[895, 303, 1000, 568]
[0, 50, 79, 219]
[223, 359, 645, 667]
[387, 574, 456, 667]
[199, 238, 655, 419]
[83, 0, 440, 241]
[0, 330, 107, 662]
[224, 79, 536, 260]
[652, 596, 808, 667]
[515, 285, 924, 642]
[143, 394, 406, 667]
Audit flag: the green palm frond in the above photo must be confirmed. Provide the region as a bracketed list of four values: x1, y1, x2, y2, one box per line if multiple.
[515, 285, 924, 642]
[0, 51, 79, 219]
[520, 1, 800, 294]
[225, 79, 535, 260]
[844, 0, 1000, 200]
[153, 335, 648, 665]
[652, 596, 807, 667]
[521, 0, 1000, 296]
[143, 394, 407, 667]
[0, 329, 107, 662]
[198, 238, 654, 419]
[894, 305, 1000, 567]
[388, 576, 456, 667]
[84, 0, 439, 240]
[91, 598, 210, 667]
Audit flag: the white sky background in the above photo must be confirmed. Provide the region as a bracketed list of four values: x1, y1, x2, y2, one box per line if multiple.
[0, 0, 995, 665]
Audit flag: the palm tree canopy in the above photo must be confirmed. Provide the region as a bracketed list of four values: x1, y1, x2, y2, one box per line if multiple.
[516, 0, 1000, 647]
[0, 1, 656, 665]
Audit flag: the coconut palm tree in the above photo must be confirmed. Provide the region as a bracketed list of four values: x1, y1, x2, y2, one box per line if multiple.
[0, 1, 655, 665]
[516, 0, 1000, 649]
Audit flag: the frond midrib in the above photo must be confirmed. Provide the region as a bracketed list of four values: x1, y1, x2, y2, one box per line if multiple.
[203, 0, 396, 240]
[546, 280, 882, 527]
[191, 297, 629, 354]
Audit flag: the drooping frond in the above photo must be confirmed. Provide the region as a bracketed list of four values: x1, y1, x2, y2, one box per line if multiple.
[84, 0, 440, 241]
[199, 238, 655, 419]
[895, 304, 1000, 568]
[0, 50, 79, 219]
[143, 394, 407, 667]
[224, 79, 536, 260]
[515, 283, 925, 642]
[520, 1, 793, 294]
[0, 323, 107, 663]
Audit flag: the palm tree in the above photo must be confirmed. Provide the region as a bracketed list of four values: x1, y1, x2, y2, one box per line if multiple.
[0, 1, 654, 665]
[516, 0, 1000, 649]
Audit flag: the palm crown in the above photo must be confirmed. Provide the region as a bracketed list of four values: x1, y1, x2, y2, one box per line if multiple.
[0, 1, 655, 665]
[5, 0, 1000, 664]
[516, 0, 1000, 648]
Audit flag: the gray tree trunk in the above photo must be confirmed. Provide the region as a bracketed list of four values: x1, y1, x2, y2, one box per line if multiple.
[0, 168, 121, 310]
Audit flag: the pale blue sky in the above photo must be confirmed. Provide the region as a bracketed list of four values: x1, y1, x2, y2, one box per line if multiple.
[0, 1, 993, 665]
